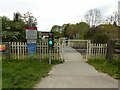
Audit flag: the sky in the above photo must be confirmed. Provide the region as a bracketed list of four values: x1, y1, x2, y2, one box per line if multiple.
[0, 0, 120, 31]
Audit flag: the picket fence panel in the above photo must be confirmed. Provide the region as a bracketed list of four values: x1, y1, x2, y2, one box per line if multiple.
[88, 43, 107, 59]
[7, 41, 108, 60]
[10, 42, 63, 60]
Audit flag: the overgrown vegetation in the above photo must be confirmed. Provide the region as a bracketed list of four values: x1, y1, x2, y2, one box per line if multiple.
[87, 58, 120, 79]
[85, 24, 118, 43]
[2, 58, 63, 88]
[1, 12, 37, 42]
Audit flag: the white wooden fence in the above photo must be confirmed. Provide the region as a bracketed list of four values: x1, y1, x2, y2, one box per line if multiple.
[87, 43, 107, 59]
[11, 42, 27, 59]
[64, 40, 107, 60]
[6, 40, 108, 60]
[10, 42, 63, 60]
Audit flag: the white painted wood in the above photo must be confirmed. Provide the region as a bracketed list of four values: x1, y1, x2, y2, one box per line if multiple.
[10, 42, 62, 60]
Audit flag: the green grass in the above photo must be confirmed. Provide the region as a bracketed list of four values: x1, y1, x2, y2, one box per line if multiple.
[87, 58, 120, 79]
[2, 58, 64, 88]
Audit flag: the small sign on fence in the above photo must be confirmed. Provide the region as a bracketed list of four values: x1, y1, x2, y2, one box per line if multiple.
[1, 42, 10, 60]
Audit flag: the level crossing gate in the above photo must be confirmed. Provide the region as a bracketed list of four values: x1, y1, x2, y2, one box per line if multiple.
[62, 39, 89, 60]
[62, 39, 107, 60]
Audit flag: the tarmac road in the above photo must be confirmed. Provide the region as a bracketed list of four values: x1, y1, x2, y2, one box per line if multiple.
[34, 46, 118, 88]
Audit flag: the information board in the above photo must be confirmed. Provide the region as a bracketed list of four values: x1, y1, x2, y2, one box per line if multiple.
[26, 26, 37, 39]
[27, 43, 36, 54]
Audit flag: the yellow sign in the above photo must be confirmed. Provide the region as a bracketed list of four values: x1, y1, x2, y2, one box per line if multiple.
[0, 44, 6, 51]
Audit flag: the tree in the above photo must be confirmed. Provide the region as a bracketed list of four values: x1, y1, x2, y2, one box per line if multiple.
[13, 12, 21, 21]
[100, 24, 118, 40]
[21, 12, 37, 26]
[51, 25, 64, 37]
[85, 9, 102, 27]
[62, 24, 69, 37]
[66, 24, 77, 38]
[2, 16, 26, 41]
[51, 24, 70, 37]
[2, 12, 38, 41]
[51, 25, 60, 32]
[85, 24, 118, 43]
[51, 22, 90, 39]
[75, 22, 90, 39]
[2, 16, 10, 31]
[93, 34, 109, 43]
[105, 11, 118, 25]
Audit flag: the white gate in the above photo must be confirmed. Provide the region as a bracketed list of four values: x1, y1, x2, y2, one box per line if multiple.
[62, 39, 89, 60]
[62, 39, 107, 60]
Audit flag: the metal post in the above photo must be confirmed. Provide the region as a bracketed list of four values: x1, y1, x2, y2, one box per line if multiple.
[49, 47, 51, 64]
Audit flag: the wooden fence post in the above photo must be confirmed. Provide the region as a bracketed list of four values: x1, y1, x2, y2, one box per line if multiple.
[106, 40, 114, 62]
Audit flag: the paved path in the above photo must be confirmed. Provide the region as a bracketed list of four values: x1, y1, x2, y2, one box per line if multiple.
[34, 46, 118, 88]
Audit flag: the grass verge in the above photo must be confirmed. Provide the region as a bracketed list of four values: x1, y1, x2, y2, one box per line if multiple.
[87, 58, 120, 79]
[2, 58, 64, 88]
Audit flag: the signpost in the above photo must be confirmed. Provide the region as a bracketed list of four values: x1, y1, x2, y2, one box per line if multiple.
[25, 26, 37, 58]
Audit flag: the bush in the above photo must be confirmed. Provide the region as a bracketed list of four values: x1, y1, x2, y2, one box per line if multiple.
[93, 34, 109, 44]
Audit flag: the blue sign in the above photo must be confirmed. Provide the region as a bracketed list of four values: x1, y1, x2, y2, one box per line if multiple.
[27, 43, 36, 54]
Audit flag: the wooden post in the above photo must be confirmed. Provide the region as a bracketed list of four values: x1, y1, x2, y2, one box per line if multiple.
[20, 42, 21, 59]
[106, 40, 113, 62]
[39, 40, 41, 62]
[6, 42, 11, 60]
[86, 40, 89, 60]
[17, 42, 19, 60]
[88, 40, 91, 59]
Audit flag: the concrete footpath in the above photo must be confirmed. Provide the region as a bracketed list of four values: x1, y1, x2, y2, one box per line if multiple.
[34, 46, 118, 88]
